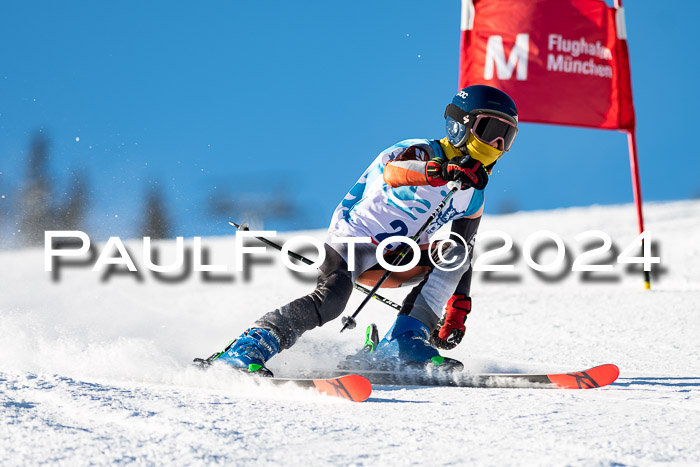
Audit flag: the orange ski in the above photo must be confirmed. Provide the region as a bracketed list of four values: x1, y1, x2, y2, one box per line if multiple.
[311, 375, 373, 402]
[265, 374, 373, 402]
[546, 364, 620, 389]
[328, 364, 620, 389]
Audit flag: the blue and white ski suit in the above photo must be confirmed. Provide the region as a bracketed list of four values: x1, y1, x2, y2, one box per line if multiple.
[255, 138, 484, 350]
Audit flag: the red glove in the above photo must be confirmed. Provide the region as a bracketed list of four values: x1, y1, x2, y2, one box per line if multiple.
[431, 294, 471, 350]
[426, 156, 488, 190]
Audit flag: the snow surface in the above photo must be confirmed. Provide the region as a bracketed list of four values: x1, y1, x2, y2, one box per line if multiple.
[2, 200, 700, 465]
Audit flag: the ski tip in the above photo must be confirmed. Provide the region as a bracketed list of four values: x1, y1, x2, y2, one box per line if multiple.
[603, 363, 620, 379]
[548, 363, 620, 389]
[312, 375, 372, 402]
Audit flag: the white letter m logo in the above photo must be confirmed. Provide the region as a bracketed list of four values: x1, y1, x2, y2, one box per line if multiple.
[484, 33, 529, 80]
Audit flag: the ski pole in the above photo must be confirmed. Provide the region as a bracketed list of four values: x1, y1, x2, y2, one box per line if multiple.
[228, 221, 403, 311]
[339, 184, 459, 333]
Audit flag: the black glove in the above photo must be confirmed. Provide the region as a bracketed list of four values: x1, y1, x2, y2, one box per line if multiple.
[426, 156, 488, 190]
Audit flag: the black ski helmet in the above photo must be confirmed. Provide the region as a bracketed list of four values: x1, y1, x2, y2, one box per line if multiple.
[444, 85, 518, 151]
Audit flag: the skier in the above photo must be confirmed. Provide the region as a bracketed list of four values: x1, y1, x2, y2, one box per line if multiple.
[204, 85, 519, 376]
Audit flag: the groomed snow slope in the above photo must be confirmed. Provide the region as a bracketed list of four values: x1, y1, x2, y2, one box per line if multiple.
[1, 200, 699, 465]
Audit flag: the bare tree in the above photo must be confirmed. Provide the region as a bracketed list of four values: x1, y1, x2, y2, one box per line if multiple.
[141, 185, 171, 239]
[17, 132, 92, 246]
[18, 134, 52, 246]
[0, 172, 16, 248]
[57, 169, 89, 231]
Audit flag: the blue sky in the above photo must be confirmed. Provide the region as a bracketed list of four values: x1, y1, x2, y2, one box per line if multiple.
[1, 0, 698, 239]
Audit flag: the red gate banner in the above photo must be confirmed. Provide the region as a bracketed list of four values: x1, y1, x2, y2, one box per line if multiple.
[459, 0, 635, 130]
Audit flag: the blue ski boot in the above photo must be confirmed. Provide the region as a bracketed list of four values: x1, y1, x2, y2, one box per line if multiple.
[209, 328, 281, 377]
[341, 315, 463, 372]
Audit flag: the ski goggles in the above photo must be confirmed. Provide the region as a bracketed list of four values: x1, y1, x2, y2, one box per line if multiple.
[470, 114, 518, 152]
[471, 114, 518, 152]
[445, 105, 518, 152]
